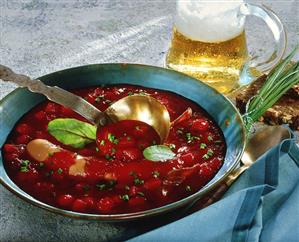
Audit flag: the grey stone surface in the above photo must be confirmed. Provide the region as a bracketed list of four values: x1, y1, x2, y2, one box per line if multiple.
[0, 1, 298, 242]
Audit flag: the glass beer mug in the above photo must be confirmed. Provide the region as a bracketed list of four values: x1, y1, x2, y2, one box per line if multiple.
[166, 0, 286, 94]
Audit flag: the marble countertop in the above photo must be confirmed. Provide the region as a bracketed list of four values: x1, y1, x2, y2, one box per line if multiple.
[0, 1, 298, 241]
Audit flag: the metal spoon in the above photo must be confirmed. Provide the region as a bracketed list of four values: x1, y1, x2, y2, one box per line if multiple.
[0, 65, 171, 143]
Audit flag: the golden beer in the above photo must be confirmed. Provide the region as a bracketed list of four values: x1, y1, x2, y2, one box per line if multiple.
[166, 28, 248, 94]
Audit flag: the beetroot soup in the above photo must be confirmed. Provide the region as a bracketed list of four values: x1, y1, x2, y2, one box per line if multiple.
[2, 85, 226, 214]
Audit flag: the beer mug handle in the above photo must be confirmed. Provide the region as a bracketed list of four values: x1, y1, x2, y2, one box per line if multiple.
[241, 3, 287, 72]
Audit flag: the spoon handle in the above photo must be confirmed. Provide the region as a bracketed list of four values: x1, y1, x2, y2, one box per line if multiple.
[0, 64, 108, 126]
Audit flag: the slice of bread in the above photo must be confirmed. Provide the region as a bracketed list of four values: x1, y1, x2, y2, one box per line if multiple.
[235, 75, 299, 130]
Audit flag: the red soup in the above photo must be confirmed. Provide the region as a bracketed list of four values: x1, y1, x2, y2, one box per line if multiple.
[2, 85, 226, 214]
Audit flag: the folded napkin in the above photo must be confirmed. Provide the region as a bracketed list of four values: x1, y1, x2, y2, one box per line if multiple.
[126, 133, 299, 242]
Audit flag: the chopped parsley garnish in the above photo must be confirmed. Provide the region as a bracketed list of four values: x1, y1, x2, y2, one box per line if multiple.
[214, 140, 222, 144]
[207, 149, 214, 157]
[202, 154, 210, 160]
[96, 179, 117, 191]
[57, 168, 63, 174]
[169, 144, 176, 150]
[121, 194, 130, 201]
[48, 152, 53, 157]
[105, 154, 113, 161]
[45, 170, 54, 177]
[111, 148, 116, 154]
[127, 136, 131, 141]
[203, 149, 214, 160]
[152, 170, 160, 178]
[96, 184, 106, 191]
[20, 160, 30, 172]
[176, 129, 183, 135]
[100, 140, 105, 145]
[186, 132, 200, 143]
[127, 91, 133, 96]
[129, 171, 144, 185]
[200, 143, 207, 149]
[20, 166, 29, 172]
[108, 133, 119, 144]
[95, 147, 99, 152]
[134, 178, 144, 186]
[39, 162, 45, 168]
[208, 135, 213, 141]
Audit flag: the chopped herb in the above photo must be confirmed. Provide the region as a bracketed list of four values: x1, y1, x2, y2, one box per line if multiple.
[137, 192, 145, 197]
[45, 170, 54, 177]
[186, 185, 192, 192]
[20, 166, 29, 172]
[57, 168, 63, 174]
[21, 160, 30, 166]
[207, 149, 214, 157]
[200, 143, 207, 149]
[100, 140, 105, 145]
[121, 194, 130, 201]
[20, 160, 30, 172]
[127, 136, 131, 141]
[202, 154, 210, 160]
[95, 147, 99, 152]
[186, 132, 200, 143]
[108, 180, 117, 187]
[48, 152, 53, 157]
[177, 129, 183, 135]
[134, 178, 144, 186]
[127, 91, 133, 96]
[152, 170, 160, 178]
[105, 154, 113, 161]
[96, 179, 117, 191]
[168, 144, 176, 150]
[135, 126, 140, 131]
[208, 135, 213, 141]
[214, 140, 222, 144]
[108, 133, 119, 144]
[186, 132, 192, 142]
[125, 185, 130, 191]
[39, 162, 45, 168]
[111, 148, 116, 154]
[96, 184, 106, 191]
[104, 99, 111, 104]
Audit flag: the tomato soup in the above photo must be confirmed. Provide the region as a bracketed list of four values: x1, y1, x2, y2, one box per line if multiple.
[2, 85, 226, 214]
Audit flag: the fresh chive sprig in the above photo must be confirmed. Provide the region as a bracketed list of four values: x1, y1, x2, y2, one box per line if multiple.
[243, 46, 299, 132]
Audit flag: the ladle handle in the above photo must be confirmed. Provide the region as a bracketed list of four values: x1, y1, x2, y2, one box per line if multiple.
[0, 64, 108, 126]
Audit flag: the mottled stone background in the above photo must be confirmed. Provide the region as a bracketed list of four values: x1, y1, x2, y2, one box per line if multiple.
[0, 1, 298, 241]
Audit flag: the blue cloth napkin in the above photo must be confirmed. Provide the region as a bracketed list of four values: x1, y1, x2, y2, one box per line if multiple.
[126, 133, 299, 242]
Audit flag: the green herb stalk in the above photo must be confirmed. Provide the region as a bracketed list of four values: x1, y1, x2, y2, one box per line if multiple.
[243, 46, 299, 132]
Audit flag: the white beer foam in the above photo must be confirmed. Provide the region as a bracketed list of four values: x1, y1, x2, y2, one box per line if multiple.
[175, 0, 245, 43]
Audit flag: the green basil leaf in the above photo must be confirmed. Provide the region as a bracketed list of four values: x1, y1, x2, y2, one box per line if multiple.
[48, 118, 97, 148]
[143, 145, 175, 162]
